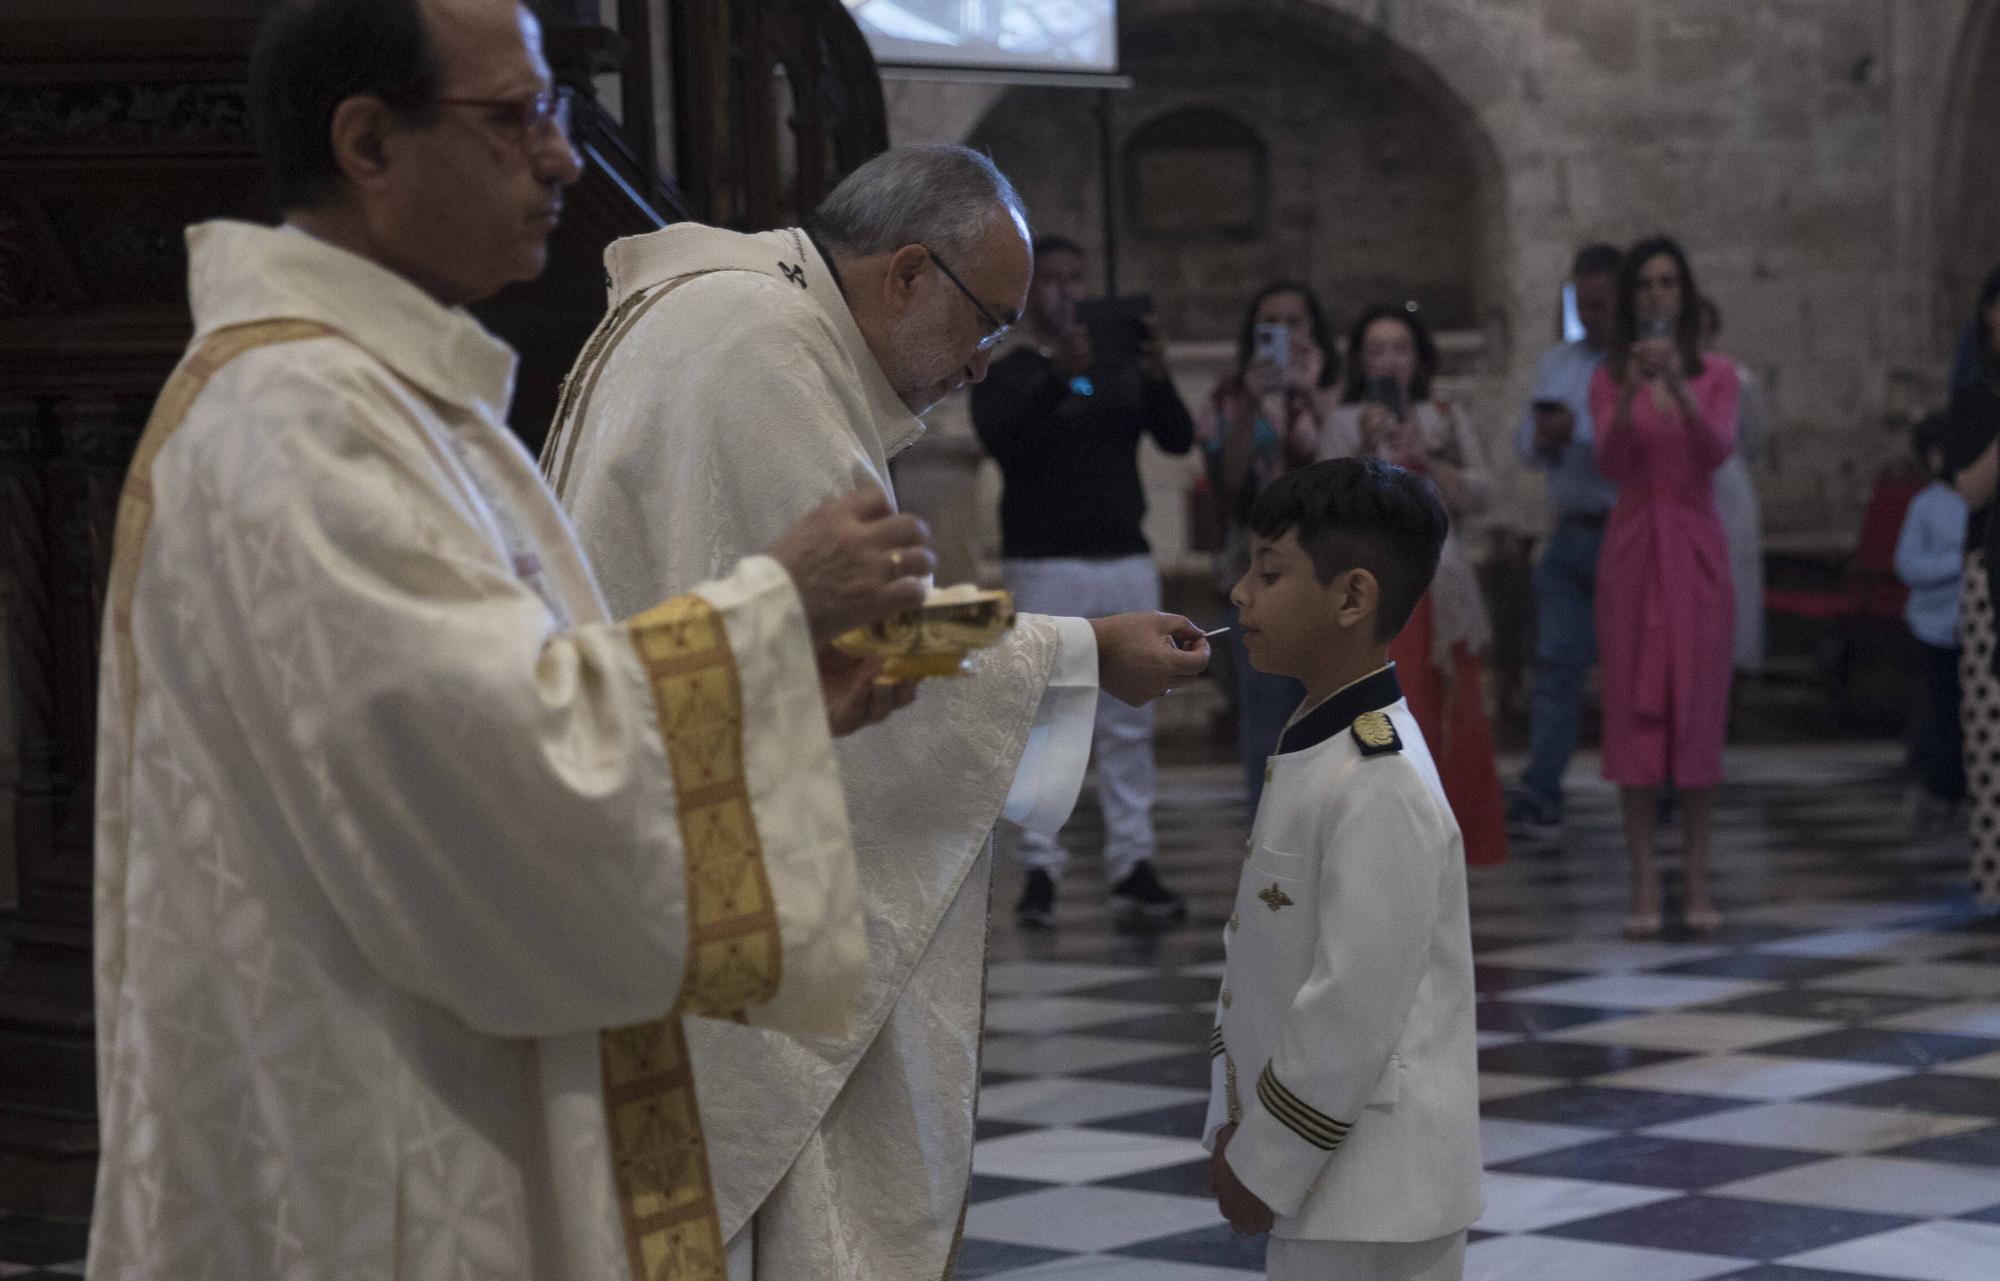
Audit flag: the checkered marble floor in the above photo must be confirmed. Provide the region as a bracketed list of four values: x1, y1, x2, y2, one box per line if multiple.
[8, 744, 2000, 1280]
[960, 744, 2000, 1281]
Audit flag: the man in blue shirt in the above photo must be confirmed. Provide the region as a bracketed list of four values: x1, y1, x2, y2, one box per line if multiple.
[1507, 244, 1622, 837]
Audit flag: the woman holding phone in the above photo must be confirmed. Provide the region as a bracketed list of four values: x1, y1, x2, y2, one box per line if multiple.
[1202, 281, 1338, 812]
[1590, 237, 1739, 938]
[1321, 303, 1508, 867]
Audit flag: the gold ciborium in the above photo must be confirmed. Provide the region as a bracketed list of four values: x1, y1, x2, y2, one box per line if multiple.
[831, 585, 1016, 682]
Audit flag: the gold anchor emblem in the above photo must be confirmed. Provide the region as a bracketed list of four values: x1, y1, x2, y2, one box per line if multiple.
[1353, 711, 1395, 749]
[1258, 883, 1295, 911]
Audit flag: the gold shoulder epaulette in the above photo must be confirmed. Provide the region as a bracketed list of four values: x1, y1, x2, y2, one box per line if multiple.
[1351, 710, 1402, 757]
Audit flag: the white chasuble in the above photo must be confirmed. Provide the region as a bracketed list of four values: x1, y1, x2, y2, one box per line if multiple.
[542, 224, 1099, 1280]
[90, 221, 865, 1281]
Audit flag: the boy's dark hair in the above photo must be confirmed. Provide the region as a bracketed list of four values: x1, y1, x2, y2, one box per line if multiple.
[249, 0, 441, 211]
[1033, 235, 1085, 261]
[1248, 457, 1449, 640]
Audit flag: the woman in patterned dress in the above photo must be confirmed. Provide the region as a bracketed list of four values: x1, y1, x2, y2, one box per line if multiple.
[1954, 267, 2000, 908]
[1202, 282, 1339, 813]
[1321, 303, 1509, 867]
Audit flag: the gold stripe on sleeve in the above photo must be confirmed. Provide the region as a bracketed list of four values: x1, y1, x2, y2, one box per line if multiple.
[601, 590, 784, 1281]
[1255, 1063, 1351, 1152]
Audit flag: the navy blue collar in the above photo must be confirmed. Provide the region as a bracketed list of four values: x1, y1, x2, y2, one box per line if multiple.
[1277, 665, 1402, 756]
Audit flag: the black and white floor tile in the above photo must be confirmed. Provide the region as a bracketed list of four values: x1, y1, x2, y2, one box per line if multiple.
[961, 744, 2000, 1281]
[10, 744, 2000, 1281]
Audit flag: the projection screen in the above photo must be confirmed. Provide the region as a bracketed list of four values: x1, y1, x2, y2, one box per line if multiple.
[843, 0, 1119, 75]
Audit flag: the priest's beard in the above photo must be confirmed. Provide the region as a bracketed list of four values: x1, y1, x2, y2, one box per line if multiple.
[886, 292, 964, 416]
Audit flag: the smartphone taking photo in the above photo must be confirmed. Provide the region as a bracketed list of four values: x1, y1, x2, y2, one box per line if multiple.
[1252, 323, 1290, 371]
[1074, 295, 1153, 370]
[1363, 375, 1406, 422]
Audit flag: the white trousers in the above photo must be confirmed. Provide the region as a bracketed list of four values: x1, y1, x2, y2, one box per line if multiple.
[1000, 555, 1161, 883]
[1267, 1230, 1467, 1281]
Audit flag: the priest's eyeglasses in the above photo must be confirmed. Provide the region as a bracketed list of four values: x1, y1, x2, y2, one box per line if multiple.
[433, 86, 576, 149]
[925, 247, 1013, 352]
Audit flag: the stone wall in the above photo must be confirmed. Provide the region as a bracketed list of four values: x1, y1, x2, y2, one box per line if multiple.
[884, 0, 1982, 573]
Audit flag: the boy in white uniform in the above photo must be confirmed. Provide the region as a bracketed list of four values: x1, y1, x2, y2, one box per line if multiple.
[1203, 457, 1484, 1280]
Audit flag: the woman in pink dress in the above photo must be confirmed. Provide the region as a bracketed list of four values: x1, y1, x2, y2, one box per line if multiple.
[1590, 238, 1739, 938]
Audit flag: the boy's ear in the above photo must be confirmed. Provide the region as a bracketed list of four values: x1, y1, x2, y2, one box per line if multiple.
[1336, 568, 1380, 631]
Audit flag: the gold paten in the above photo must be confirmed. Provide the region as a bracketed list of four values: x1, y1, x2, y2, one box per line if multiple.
[831, 587, 1016, 682]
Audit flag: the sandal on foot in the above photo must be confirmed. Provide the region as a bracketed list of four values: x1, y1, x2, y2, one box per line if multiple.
[1622, 913, 1662, 941]
[1684, 908, 1723, 936]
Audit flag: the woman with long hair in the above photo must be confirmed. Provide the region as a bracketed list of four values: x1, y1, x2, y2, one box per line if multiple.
[1202, 281, 1338, 812]
[1590, 237, 1739, 937]
[1321, 303, 1508, 867]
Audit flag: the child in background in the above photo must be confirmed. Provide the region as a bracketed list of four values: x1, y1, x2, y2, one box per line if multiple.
[1203, 458, 1482, 1281]
[1896, 412, 1970, 828]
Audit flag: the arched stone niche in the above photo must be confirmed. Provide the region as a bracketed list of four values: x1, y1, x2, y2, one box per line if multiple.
[1937, 0, 2000, 354]
[964, 0, 1506, 344]
[1124, 106, 1269, 244]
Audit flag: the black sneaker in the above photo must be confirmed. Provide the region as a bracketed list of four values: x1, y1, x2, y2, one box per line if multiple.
[1109, 861, 1188, 923]
[1016, 869, 1056, 929]
[1503, 790, 1562, 840]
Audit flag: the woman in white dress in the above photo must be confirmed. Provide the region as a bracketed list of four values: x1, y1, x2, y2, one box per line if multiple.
[1702, 296, 1767, 674]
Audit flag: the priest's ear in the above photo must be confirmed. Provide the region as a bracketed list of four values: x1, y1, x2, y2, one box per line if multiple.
[326, 95, 401, 194]
[882, 244, 932, 314]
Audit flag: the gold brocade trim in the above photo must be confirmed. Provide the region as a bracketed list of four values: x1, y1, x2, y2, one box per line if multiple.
[539, 268, 726, 497]
[603, 592, 783, 1281]
[107, 320, 337, 742]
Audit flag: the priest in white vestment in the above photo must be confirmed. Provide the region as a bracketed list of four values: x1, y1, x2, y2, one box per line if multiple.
[543, 144, 1214, 1279]
[90, 5, 934, 1280]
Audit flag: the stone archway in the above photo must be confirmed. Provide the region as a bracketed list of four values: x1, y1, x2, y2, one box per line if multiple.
[962, 0, 1509, 345]
[1937, 0, 2000, 350]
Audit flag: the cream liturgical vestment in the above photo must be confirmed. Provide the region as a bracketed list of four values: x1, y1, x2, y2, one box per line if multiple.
[90, 221, 867, 1281]
[542, 224, 1099, 1280]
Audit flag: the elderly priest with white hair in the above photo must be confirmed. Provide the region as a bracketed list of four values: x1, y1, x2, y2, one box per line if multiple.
[542, 144, 1214, 1279]
[88, 2, 938, 1279]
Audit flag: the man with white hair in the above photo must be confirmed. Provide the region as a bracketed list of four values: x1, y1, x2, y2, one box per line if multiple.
[541, 144, 1213, 1279]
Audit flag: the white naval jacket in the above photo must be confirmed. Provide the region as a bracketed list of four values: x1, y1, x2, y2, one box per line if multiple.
[1202, 665, 1484, 1242]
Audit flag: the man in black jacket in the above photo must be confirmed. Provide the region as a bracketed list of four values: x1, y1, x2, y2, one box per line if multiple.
[973, 236, 1197, 926]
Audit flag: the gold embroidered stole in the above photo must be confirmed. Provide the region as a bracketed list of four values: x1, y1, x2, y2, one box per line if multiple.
[603, 594, 782, 1281]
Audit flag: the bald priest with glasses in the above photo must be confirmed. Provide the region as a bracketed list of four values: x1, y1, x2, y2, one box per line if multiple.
[542, 144, 1214, 1280]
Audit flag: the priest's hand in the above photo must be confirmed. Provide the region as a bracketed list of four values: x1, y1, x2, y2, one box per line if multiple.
[817, 644, 919, 737]
[1090, 612, 1210, 706]
[1208, 1125, 1275, 1236]
[766, 488, 935, 641]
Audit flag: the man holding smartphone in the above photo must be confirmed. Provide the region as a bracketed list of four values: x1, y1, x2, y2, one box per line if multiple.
[1507, 243, 1623, 839]
[973, 235, 1198, 927]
